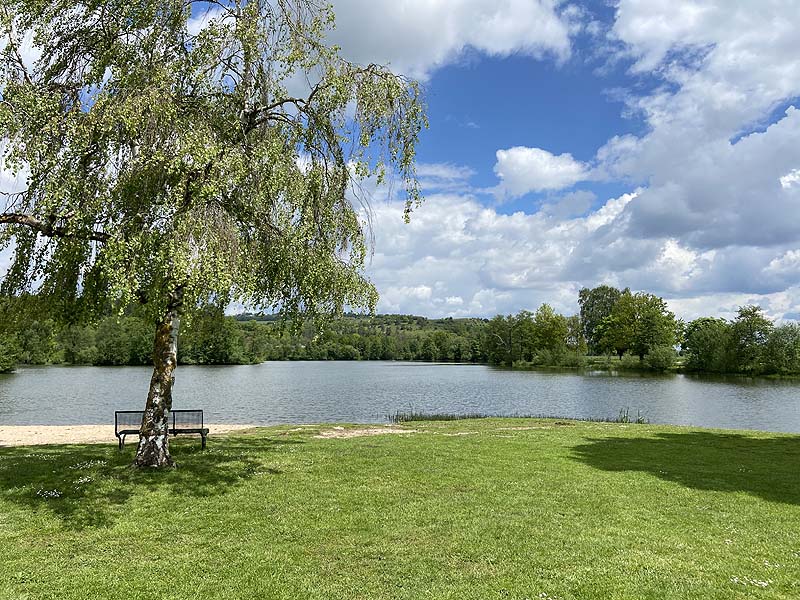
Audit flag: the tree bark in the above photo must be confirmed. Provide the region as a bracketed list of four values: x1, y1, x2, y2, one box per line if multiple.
[134, 291, 183, 468]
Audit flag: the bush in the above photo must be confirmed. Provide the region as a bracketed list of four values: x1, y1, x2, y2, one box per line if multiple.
[619, 353, 641, 370]
[559, 351, 586, 368]
[531, 348, 554, 366]
[645, 345, 676, 371]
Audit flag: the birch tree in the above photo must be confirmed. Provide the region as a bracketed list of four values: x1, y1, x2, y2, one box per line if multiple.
[0, 0, 425, 467]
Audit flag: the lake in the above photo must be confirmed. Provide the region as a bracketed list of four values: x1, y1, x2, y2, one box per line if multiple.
[1, 362, 799, 432]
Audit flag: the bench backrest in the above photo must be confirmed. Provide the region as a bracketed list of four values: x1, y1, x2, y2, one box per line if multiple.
[115, 410, 144, 433]
[115, 409, 204, 433]
[172, 409, 204, 429]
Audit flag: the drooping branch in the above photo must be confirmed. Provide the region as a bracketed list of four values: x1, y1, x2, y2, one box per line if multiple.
[1, 6, 33, 86]
[0, 212, 110, 242]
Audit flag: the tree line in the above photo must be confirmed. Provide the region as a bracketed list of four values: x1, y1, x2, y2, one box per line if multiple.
[2, 286, 799, 376]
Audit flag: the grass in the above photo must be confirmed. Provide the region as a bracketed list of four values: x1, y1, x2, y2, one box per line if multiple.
[1, 419, 799, 599]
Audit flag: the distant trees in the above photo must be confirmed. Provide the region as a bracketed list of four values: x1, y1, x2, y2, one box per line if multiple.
[3, 293, 799, 377]
[483, 305, 584, 368]
[731, 305, 773, 374]
[682, 305, 796, 375]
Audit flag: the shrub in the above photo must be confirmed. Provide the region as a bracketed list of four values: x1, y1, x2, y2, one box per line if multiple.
[619, 353, 641, 370]
[559, 351, 586, 368]
[645, 345, 677, 371]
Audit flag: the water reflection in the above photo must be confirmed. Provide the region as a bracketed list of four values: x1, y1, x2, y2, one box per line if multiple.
[0, 362, 799, 433]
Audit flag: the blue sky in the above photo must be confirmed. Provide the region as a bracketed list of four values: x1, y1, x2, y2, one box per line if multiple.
[318, 0, 800, 321]
[417, 50, 645, 214]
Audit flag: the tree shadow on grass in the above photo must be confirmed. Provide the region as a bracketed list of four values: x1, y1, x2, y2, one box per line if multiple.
[0, 434, 302, 530]
[572, 431, 800, 505]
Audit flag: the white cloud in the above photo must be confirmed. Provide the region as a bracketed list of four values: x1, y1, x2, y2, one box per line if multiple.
[579, 0, 800, 274]
[328, 0, 575, 80]
[365, 190, 632, 317]
[780, 168, 800, 189]
[493, 146, 589, 198]
[415, 162, 476, 194]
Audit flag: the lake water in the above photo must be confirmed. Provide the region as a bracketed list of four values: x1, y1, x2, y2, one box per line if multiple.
[1, 362, 799, 433]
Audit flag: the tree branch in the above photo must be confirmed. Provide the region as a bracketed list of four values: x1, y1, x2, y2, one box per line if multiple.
[0, 212, 109, 242]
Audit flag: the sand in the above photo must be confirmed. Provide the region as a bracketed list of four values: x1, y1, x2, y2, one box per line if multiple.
[0, 423, 257, 447]
[313, 426, 419, 439]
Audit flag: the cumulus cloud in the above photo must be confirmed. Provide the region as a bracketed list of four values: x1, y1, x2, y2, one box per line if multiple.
[494, 0, 800, 322]
[363, 188, 800, 322]
[493, 146, 589, 199]
[591, 0, 800, 250]
[328, 0, 575, 79]
[365, 191, 632, 317]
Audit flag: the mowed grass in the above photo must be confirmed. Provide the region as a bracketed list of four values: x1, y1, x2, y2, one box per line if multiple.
[1, 420, 799, 599]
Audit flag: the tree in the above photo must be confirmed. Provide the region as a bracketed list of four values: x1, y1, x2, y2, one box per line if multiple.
[598, 291, 676, 360]
[565, 315, 586, 354]
[628, 293, 677, 361]
[484, 315, 515, 366]
[683, 317, 732, 373]
[763, 323, 800, 375]
[531, 304, 568, 356]
[0, 335, 17, 373]
[1, 0, 425, 467]
[731, 305, 773, 374]
[578, 285, 623, 354]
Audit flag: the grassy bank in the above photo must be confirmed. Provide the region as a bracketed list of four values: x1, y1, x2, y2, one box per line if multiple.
[1, 419, 798, 599]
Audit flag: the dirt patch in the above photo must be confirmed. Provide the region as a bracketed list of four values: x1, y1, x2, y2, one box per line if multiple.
[314, 426, 418, 439]
[497, 421, 576, 432]
[0, 424, 257, 447]
[496, 426, 552, 431]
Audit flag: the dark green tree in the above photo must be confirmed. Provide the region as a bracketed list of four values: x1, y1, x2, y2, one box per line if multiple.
[532, 304, 568, 356]
[763, 323, 800, 375]
[484, 315, 515, 366]
[598, 291, 676, 361]
[683, 317, 732, 372]
[0, 335, 18, 373]
[578, 285, 623, 354]
[731, 306, 773, 374]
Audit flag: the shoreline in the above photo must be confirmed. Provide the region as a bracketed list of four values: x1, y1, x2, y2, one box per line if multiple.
[0, 423, 258, 447]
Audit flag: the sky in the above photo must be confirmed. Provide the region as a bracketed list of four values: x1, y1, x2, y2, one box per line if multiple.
[3, 1, 800, 322]
[321, 0, 800, 321]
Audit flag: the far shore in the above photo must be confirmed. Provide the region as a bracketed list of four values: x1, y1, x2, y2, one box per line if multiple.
[0, 423, 257, 447]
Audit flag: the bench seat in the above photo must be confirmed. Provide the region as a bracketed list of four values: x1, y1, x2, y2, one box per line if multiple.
[115, 410, 209, 450]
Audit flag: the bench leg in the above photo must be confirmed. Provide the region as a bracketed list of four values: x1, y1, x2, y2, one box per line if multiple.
[201, 434, 206, 450]
[118, 435, 124, 451]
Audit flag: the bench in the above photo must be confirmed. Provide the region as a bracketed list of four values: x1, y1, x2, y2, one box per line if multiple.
[115, 410, 209, 450]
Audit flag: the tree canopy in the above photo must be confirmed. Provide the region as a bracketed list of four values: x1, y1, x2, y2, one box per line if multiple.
[1, 0, 426, 466]
[1, 0, 425, 323]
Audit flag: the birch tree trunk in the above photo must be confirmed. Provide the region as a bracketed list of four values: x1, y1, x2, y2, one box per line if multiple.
[134, 291, 183, 468]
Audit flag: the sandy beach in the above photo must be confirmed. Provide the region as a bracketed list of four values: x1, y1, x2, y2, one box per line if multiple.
[0, 423, 257, 447]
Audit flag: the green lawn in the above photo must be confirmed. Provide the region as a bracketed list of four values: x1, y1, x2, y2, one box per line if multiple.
[1, 419, 798, 599]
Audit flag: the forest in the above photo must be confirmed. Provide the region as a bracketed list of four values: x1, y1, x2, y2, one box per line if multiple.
[1, 285, 799, 377]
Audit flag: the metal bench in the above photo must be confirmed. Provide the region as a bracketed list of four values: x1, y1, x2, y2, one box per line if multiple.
[115, 410, 209, 450]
